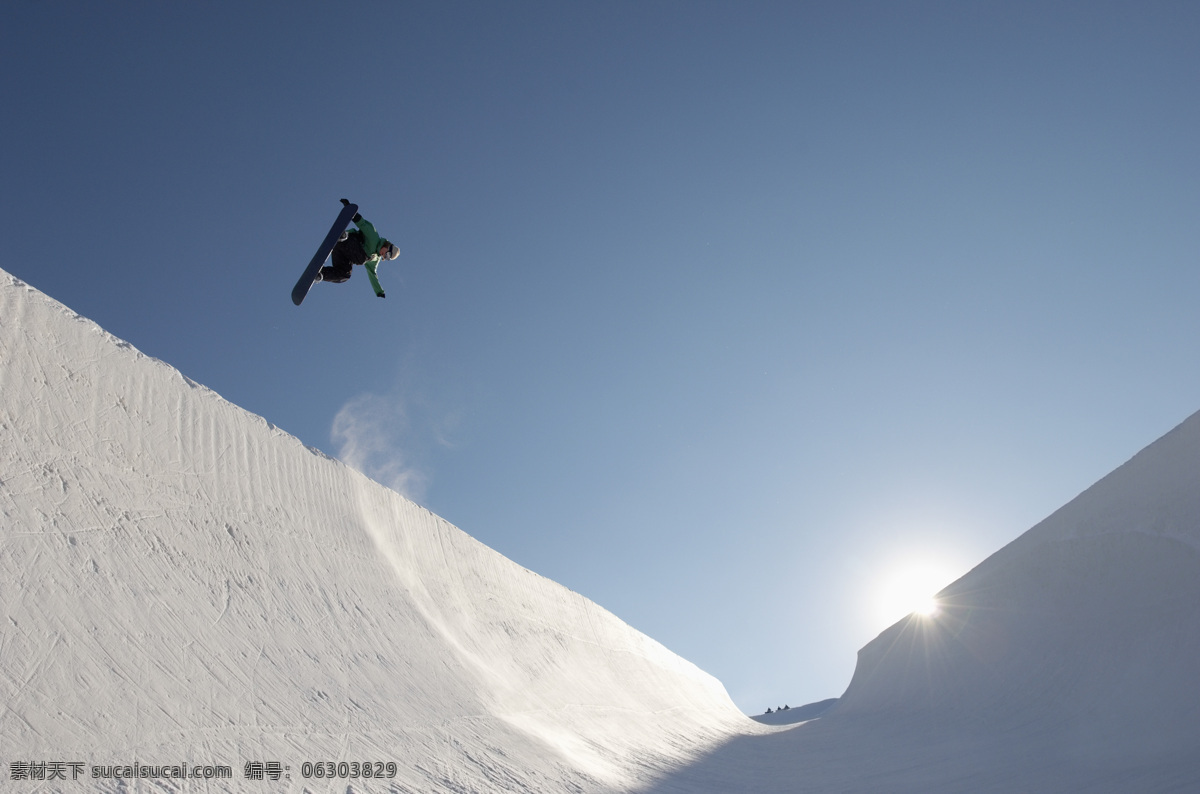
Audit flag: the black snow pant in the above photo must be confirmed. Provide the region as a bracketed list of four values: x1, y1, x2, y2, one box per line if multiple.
[321, 235, 368, 283]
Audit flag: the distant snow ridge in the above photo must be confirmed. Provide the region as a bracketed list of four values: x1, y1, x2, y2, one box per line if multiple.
[3, 265, 1200, 794]
[820, 407, 1200, 790]
[640, 425, 1200, 791]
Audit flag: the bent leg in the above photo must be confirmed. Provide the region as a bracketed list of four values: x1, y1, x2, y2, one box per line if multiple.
[319, 265, 351, 283]
[322, 241, 358, 283]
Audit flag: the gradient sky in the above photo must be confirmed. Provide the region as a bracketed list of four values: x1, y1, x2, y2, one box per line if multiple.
[4, 1, 1199, 713]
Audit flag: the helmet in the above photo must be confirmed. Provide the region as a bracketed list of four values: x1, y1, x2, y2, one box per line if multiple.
[381, 240, 400, 260]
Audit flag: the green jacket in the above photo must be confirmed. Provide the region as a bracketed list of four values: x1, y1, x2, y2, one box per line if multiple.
[353, 216, 390, 297]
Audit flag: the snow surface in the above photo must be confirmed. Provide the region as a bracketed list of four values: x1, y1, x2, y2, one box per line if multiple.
[3, 265, 1199, 793]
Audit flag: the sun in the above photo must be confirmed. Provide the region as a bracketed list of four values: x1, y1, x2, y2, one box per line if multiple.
[910, 594, 940, 617]
[875, 562, 956, 625]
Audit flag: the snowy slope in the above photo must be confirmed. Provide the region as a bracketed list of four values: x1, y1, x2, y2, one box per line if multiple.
[0, 268, 759, 792]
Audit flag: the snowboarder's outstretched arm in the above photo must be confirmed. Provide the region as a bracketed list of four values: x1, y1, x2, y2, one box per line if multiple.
[365, 261, 385, 297]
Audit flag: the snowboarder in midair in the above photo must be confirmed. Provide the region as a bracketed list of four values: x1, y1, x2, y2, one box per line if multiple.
[315, 198, 398, 298]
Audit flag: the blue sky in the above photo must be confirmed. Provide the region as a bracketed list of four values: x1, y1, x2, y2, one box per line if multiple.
[4, 1, 1199, 713]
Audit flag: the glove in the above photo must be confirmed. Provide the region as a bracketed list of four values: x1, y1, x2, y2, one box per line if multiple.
[377, 291, 386, 299]
[353, 213, 362, 223]
[340, 198, 350, 207]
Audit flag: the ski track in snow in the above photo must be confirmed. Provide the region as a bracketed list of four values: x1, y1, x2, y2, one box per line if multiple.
[2, 267, 1199, 793]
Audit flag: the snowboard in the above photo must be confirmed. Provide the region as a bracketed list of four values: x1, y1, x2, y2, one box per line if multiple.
[291, 202, 359, 306]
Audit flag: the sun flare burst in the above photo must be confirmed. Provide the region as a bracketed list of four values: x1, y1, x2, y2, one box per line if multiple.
[876, 562, 956, 626]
